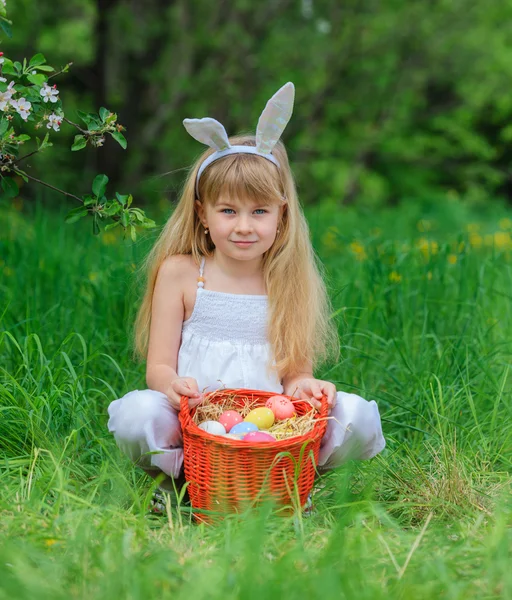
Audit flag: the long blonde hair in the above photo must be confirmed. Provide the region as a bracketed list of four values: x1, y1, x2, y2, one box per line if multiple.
[133, 134, 339, 381]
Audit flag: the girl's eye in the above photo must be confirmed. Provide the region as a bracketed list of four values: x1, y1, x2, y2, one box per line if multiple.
[220, 208, 267, 215]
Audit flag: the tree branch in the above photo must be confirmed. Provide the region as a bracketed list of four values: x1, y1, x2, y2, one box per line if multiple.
[22, 172, 83, 203]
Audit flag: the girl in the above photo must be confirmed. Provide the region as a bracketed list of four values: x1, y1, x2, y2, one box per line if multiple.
[107, 82, 385, 491]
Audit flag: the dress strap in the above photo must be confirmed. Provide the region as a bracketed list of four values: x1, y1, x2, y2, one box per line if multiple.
[197, 256, 205, 288]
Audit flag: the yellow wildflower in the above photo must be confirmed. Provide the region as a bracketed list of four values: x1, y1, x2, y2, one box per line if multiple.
[88, 272, 98, 282]
[493, 231, 512, 250]
[448, 254, 457, 265]
[469, 233, 482, 248]
[389, 271, 402, 283]
[427, 271, 433, 280]
[44, 539, 58, 547]
[499, 218, 511, 231]
[322, 228, 340, 251]
[416, 238, 438, 259]
[350, 241, 367, 261]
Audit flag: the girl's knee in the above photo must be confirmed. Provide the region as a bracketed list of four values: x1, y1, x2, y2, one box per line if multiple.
[107, 389, 180, 443]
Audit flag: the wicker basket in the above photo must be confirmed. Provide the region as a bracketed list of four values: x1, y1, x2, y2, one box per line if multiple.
[179, 388, 328, 523]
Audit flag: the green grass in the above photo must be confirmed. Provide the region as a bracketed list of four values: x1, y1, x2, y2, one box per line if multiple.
[1, 197, 511, 599]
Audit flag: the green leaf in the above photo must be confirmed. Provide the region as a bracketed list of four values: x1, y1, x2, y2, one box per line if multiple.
[102, 203, 121, 216]
[0, 119, 9, 136]
[27, 74, 46, 86]
[29, 53, 46, 67]
[16, 134, 31, 142]
[33, 65, 54, 73]
[71, 135, 87, 151]
[82, 194, 95, 206]
[65, 206, 88, 224]
[104, 222, 120, 231]
[115, 192, 129, 206]
[0, 18, 12, 39]
[99, 107, 110, 123]
[92, 174, 109, 198]
[110, 131, 127, 149]
[1, 62, 16, 75]
[93, 214, 100, 235]
[1, 177, 18, 198]
[120, 211, 129, 228]
[130, 225, 137, 242]
[13, 61, 22, 73]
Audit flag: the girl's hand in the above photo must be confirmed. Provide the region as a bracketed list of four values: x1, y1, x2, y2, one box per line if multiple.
[166, 377, 202, 411]
[290, 378, 337, 410]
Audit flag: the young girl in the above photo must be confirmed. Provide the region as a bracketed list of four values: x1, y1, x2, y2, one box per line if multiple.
[107, 82, 385, 490]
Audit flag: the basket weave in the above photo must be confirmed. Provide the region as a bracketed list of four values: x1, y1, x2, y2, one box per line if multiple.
[179, 388, 328, 522]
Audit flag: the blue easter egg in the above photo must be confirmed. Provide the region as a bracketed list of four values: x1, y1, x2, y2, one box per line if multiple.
[230, 422, 258, 436]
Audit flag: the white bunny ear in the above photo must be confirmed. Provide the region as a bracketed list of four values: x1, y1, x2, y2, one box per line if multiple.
[183, 117, 231, 151]
[256, 82, 295, 154]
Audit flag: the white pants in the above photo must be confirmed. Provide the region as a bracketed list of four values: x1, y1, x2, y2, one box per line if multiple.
[107, 389, 386, 479]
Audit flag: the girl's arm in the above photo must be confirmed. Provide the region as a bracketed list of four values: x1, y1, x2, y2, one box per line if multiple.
[282, 363, 337, 408]
[146, 256, 201, 409]
[281, 363, 313, 396]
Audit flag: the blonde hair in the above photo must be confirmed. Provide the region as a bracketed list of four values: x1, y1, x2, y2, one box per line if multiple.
[133, 134, 340, 381]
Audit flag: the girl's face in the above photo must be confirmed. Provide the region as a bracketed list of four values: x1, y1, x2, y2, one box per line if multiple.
[195, 195, 285, 261]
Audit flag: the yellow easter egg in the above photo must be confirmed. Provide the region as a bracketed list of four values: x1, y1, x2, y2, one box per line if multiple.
[244, 407, 275, 430]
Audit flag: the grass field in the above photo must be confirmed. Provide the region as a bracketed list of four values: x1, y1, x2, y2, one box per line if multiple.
[1, 196, 511, 599]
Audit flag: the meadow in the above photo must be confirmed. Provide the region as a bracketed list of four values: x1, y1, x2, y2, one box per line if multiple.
[0, 195, 511, 599]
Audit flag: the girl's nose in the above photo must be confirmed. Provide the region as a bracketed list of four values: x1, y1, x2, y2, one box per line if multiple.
[235, 217, 253, 232]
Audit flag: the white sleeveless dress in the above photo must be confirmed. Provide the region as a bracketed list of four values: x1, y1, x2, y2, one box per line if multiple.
[107, 256, 386, 478]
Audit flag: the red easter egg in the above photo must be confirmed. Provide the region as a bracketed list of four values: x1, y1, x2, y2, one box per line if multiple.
[218, 410, 243, 433]
[265, 395, 296, 420]
[243, 431, 276, 443]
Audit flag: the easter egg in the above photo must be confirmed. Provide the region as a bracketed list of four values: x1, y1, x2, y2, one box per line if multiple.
[198, 420, 226, 435]
[244, 407, 275, 429]
[218, 410, 243, 432]
[265, 395, 296, 420]
[230, 421, 259, 436]
[243, 431, 276, 443]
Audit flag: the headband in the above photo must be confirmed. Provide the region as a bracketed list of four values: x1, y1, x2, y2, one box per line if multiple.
[183, 81, 295, 199]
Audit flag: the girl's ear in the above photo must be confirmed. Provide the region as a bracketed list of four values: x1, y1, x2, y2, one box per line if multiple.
[195, 200, 206, 225]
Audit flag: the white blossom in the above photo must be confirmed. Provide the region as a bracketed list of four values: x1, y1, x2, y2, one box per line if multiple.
[0, 80, 14, 109]
[0, 77, 6, 83]
[40, 82, 59, 103]
[47, 112, 63, 132]
[11, 97, 31, 121]
[96, 136, 105, 147]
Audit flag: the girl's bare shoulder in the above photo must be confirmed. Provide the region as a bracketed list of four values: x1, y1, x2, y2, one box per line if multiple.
[157, 254, 199, 321]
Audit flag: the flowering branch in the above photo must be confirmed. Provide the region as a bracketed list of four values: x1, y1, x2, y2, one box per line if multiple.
[0, 2, 155, 240]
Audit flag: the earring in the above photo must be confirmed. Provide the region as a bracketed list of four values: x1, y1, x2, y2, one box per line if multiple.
[204, 227, 209, 234]
[277, 228, 281, 233]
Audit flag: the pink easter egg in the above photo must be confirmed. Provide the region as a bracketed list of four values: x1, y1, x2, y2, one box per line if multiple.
[265, 395, 296, 420]
[218, 410, 243, 433]
[243, 431, 276, 443]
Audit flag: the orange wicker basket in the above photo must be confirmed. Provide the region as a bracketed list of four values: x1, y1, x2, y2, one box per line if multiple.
[179, 388, 328, 523]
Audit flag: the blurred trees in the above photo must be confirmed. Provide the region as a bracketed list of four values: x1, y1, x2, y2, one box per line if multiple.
[4, 0, 512, 208]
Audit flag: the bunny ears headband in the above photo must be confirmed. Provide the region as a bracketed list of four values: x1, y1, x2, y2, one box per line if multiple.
[183, 82, 295, 199]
